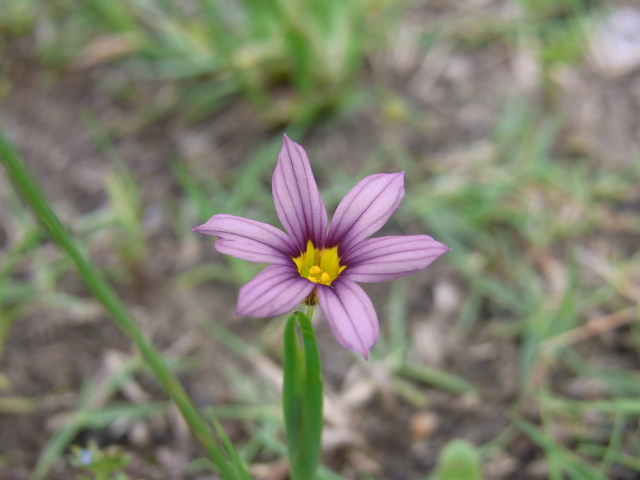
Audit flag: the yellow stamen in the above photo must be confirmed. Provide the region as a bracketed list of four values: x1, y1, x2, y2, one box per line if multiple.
[293, 240, 347, 286]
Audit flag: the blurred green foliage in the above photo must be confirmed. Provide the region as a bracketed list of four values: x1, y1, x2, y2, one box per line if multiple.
[433, 440, 483, 480]
[0, 0, 405, 124]
[70, 442, 140, 480]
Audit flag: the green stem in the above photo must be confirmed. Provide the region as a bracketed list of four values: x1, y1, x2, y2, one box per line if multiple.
[283, 308, 323, 480]
[0, 131, 245, 479]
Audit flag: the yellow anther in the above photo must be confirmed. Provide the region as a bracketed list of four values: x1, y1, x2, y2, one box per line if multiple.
[293, 240, 347, 286]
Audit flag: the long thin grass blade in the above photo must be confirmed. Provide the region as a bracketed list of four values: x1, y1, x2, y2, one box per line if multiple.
[0, 130, 247, 480]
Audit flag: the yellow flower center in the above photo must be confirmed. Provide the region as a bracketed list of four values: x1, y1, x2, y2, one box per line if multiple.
[293, 240, 346, 286]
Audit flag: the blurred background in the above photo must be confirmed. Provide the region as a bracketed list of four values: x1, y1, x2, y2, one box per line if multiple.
[1, 0, 640, 478]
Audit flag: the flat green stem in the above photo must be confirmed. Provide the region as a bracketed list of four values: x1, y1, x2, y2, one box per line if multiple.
[283, 308, 323, 480]
[0, 131, 244, 479]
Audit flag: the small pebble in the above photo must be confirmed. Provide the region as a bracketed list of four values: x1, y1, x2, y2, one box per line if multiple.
[409, 411, 440, 440]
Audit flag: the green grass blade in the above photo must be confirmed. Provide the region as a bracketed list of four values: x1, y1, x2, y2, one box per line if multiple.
[210, 414, 253, 480]
[514, 417, 608, 480]
[579, 443, 640, 472]
[33, 422, 83, 479]
[0, 130, 247, 480]
[397, 362, 476, 396]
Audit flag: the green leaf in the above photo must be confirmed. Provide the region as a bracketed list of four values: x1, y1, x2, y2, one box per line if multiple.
[283, 311, 324, 480]
[434, 440, 483, 480]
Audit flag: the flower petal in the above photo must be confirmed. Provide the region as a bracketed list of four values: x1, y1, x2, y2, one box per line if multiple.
[341, 235, 451, 283]
[236, 265, 315, 318]
[317, 279, 379, 359]
[193, 214, 297, 263]
[272, 135, 328, 253]
[326, 172, 405, 254]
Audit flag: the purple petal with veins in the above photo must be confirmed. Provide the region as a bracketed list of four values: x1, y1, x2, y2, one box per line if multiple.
[194, 214, 297, 264]
[272, 135, 328, 252]
[342, 235, 451, 283]
[325, 173, 405, 255]
[214, 239, 293, 265]
[236, 265, 315, 318]
[317, 278, 379, 359]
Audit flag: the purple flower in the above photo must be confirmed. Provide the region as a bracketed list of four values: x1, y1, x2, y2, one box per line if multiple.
[194, 135, 450, 359]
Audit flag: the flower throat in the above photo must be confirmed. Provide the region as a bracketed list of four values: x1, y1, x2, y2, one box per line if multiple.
[293, 240, 346, 286]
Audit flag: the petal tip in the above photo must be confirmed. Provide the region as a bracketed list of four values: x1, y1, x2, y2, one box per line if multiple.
[338, 338, 375, 360]
[350, 337, 376, 360]
[440, 243, 453, 254]
[430, 240, 453, 260]
[394, 172, 406, 191]
[282, 133, 298, 148]
[388, 171, 405, 183]
[429, 237, 453, 255]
